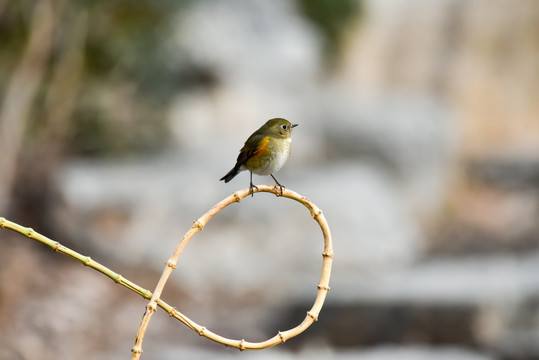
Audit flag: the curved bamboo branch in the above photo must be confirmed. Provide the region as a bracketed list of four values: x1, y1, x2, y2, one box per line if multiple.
[131, 185, 333, 357]
[0, 184, 333, 358]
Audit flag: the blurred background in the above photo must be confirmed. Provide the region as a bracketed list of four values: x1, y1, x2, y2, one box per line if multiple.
[1, 0, 539, 359]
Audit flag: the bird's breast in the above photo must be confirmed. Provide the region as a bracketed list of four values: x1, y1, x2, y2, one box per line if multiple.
[246, 137, 291, 175]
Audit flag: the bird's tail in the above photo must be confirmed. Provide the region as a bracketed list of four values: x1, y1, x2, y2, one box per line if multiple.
[220, 163, 242, 183]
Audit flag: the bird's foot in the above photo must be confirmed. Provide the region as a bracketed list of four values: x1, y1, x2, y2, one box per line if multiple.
[270, 174, 285, 196]
[274, 183, 285, 196]
[249, 183, 259, 197]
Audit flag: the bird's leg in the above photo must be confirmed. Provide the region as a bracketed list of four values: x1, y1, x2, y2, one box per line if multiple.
[270, 174, 284, 196]
[249, 171, 258, 197]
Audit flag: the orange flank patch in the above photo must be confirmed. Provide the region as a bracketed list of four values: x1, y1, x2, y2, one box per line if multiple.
[244, 136, 271, 171]
[252, 136, 270, 158]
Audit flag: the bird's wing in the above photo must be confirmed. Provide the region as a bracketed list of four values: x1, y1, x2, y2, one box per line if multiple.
[236, 135, 270, 165]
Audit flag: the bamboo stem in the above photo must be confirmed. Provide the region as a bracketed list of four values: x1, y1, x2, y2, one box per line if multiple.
[0, 217, 153, 300]
[0, 184, 333, 358]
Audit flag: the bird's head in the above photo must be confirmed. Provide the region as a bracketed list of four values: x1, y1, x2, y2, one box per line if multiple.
[262, 118, 298, 138]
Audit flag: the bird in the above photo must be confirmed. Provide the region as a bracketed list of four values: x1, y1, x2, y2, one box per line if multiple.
[220, 118, 298, 196]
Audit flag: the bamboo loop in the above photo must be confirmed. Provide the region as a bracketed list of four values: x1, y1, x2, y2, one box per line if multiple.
[0, 184, 333, 358]
[131, 185, 333, 356]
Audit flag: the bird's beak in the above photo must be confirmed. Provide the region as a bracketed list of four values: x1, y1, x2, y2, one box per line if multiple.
[292, 123, 299, 128]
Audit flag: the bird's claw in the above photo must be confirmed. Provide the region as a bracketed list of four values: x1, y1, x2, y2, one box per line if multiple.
[249, 184, 259, 197]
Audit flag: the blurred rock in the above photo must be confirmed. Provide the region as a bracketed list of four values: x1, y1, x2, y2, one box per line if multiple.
[339, 0, 539, 158]
[93, 345, 494, 360]
[470, 157, 539, 189]
[318, 91, 455, 219]
[433, 154, 539, 256]
[169, 0, 321, 152]
[281, 252, 539, 359]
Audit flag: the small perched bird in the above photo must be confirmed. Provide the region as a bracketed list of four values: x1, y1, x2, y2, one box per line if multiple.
[220, 118, 298, 196]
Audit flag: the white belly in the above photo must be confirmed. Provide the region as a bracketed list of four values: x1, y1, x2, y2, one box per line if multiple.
[264, 148, 288, 175]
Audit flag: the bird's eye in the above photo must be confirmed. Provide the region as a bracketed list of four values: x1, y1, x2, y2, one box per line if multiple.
[281, 124, 288, 130]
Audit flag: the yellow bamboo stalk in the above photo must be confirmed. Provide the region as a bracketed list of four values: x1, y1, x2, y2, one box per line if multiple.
[0, 216, 153, 300]
[0, 184, 333, 358]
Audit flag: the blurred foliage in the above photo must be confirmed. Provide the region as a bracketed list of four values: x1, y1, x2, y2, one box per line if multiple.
[0, 3, 27, 91]
[0, 0, 363, 157]
[0, 0, 192, 157]
[297, 0, 363, 64]
[73, 0, 193, 156]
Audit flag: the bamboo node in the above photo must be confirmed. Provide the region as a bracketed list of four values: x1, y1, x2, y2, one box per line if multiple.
[53, 242, 61, 252]
[278, 331, 286, 343]
[307, 311, 318, 321]
[322, 250, 334, 258]
[146, 302, 157, 313]
[192, 219, 204, 230]
[168, 307, 177, 317]
[0, 217, 5, 228]
[239, 339, 246, 351]
[198, 326, 206, 336]
[310, 208, 322, 219]
[165, 260, 177, 269]
[233, 193, 241, 202]
[26, 228, 34, 237]
[317, 284, 330, 291]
